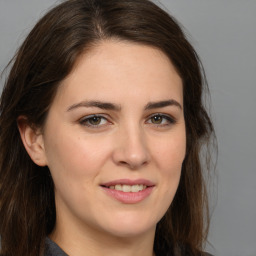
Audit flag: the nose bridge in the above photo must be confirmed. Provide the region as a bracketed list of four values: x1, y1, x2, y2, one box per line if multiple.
[113, 121, 150, 169]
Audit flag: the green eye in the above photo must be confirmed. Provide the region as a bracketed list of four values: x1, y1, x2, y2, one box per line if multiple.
[147, 114, 176, 126]
[79, 115, 108, 127]
[88, 116, 102, 125]
[151, 115, 163, 124]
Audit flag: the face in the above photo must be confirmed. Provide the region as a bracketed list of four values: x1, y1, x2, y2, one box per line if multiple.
[41, 40, 186, 240]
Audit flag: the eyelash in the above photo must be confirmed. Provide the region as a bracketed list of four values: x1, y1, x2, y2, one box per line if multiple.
[79, 113, 176, 128]
[79, 115, 109, 128]
[146, 113, 176, 126]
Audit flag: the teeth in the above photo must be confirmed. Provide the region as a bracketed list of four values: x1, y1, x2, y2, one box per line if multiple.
[115, 184, 122, 191]
[109, 184, 147, 192]
[131, 185, 140, 192]
[123, 185, 131, 192]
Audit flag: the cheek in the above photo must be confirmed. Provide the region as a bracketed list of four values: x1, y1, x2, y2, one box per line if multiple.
[44, 132, 113, 210]
[149, 132, 185, 222]
[154, 130, 186, 169]
[44, 130, 112, 183]
[153, 129, 186, 193]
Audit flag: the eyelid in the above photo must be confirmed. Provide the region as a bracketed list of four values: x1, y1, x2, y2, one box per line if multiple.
[79, 114, 111, 128]
[78, 113, 176, 129]
[146, 113, 176, 125]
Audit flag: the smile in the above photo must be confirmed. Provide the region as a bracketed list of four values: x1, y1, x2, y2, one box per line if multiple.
[101, 179, 155, 204]
[108, 184, 147, 193]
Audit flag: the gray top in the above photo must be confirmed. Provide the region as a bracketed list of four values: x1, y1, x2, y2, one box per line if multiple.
[44, 238, 68, 256]
[44, 238, 213, 256]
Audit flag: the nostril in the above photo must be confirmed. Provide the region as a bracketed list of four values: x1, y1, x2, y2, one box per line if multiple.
[120, 161, 127, 165]
[112, 141, 150, 169]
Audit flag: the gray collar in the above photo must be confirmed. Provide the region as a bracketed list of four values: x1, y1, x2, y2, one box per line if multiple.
[44, 237, 68, 256]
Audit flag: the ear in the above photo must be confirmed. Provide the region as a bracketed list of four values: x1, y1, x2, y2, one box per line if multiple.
[17, 116, 48, 166]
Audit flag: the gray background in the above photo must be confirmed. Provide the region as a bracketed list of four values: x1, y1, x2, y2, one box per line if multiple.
[0, 1, 255, 256]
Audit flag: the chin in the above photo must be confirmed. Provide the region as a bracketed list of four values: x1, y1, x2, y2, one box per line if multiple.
[107, 225, 155, 239]
[100, 213, 157, 238]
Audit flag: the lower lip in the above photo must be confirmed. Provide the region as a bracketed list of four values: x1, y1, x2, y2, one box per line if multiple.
[101, 186, 154, 204]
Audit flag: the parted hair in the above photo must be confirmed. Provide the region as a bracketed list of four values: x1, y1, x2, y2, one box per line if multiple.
[0, 0, 214, 255]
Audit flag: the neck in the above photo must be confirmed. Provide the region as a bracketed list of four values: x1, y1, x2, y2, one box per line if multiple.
[50, 221, 156, 256]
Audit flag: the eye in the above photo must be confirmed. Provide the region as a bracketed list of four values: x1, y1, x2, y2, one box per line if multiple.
[146, 114, 176, 126]
[79, 115, 109, 128]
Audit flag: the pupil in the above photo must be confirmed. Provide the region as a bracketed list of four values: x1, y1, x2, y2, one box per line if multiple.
[152, 115, 162, 124]
[90, 116, 101, 125]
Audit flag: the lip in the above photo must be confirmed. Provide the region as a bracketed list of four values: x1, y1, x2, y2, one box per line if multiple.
[101, 179, 155, 187]
[100, 179, 155, 204]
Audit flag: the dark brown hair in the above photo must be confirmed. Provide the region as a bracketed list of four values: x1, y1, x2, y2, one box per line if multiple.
[0, 0, 214, 255]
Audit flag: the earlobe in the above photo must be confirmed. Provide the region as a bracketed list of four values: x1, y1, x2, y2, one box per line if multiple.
[17, 116, 48, 166]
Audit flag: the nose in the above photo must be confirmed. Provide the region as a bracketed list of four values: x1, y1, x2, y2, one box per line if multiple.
[112, 125, 150, 170]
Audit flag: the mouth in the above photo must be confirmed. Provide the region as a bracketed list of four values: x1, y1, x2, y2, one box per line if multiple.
[102, 184, 148, 193]
[101, 179, 155, 192]
[100, 179, 155, 203]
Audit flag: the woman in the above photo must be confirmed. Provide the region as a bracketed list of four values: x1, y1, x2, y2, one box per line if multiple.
[0, 0, 214, 255]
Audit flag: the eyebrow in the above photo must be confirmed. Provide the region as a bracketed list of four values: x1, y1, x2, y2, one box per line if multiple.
[67, 100, 121, 112]
[144, 99, 182, 110]
[67, 99, 182, 112]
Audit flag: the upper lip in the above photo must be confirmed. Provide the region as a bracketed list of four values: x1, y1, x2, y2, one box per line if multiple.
[101, 179, 155, 187]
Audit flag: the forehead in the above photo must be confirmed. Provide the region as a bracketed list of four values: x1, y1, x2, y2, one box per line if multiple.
[53, 40, 183, 108]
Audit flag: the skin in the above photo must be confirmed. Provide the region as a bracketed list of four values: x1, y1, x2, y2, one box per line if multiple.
[19, 40, 186, 256]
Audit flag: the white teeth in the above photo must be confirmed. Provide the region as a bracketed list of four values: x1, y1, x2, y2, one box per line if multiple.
[131, 184, 140, 192]
[115, 184, 122, 191]
[109, 184, 147, 192]
[123, 185, 131, 192]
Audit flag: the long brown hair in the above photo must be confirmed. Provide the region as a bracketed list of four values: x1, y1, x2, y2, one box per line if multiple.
[0, 0, 214, 255]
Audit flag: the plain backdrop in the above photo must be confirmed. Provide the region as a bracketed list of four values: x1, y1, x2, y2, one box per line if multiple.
[0, 1, 256, 256]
